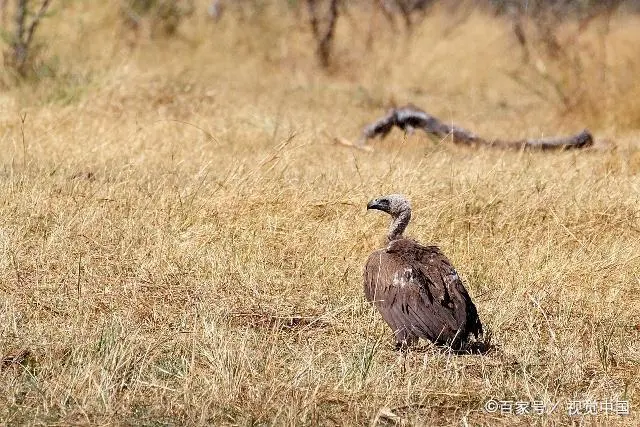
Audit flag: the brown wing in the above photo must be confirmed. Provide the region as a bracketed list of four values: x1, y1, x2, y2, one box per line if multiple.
[364, 239, 482, 349]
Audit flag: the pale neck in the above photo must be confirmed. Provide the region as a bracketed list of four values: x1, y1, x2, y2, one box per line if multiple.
[388, 210, 411, 241]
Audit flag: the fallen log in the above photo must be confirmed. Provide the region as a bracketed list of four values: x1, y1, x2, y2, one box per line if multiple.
[357, 104, 593, 150]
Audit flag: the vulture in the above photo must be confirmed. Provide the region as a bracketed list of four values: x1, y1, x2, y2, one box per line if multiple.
[364, 194, 483, 351]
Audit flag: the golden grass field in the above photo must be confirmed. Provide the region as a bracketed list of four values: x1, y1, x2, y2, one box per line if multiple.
[1, 1, 639, 425]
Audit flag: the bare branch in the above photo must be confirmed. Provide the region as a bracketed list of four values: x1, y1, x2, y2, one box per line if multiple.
[306, 0, 339, 68]
[25, 0, 52, 49]
[13, 0, 28, 71]
[9, 0, 53, 76]
[378, 0, 433, 30]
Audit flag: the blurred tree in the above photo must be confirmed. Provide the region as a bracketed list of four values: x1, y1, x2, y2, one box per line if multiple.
[306, 0, 339, 68]
[378, 0, 434, 30]
[2, 0, 52, 77]
[120, 0, 194, 40]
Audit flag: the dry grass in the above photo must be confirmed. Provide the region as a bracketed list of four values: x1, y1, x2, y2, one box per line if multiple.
[1, 2, 639, 425]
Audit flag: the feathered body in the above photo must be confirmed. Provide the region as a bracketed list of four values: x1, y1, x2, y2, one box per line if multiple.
[364, 194, 483, 350]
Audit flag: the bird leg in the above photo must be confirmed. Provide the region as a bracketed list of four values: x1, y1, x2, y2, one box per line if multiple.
[394, 329, 417, 351]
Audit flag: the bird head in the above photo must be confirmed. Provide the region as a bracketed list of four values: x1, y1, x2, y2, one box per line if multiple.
[366, 194, 411, 218]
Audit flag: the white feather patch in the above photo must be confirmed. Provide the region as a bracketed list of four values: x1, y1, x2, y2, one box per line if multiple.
[392, 267, 413, 288]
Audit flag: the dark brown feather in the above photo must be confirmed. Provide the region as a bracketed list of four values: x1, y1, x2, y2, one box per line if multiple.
[364, 238, 482, 350]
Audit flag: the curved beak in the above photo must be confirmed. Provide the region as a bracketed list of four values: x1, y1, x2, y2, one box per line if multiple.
[367, 199, 385, 211]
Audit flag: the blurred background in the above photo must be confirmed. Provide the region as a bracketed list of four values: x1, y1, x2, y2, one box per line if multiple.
[1, 0, 640, 139]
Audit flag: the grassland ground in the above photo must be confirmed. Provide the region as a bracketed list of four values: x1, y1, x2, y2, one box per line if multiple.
[0, 2, 639, 425]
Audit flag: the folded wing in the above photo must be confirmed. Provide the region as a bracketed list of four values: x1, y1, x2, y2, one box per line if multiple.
[364, 239, 482, 349]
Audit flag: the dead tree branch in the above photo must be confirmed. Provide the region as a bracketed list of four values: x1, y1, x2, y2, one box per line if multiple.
[307, 0, 339, 68]
[358, 104, 593, 150]
[25, 0, 50, 46]
[7, 0, 52, 76]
